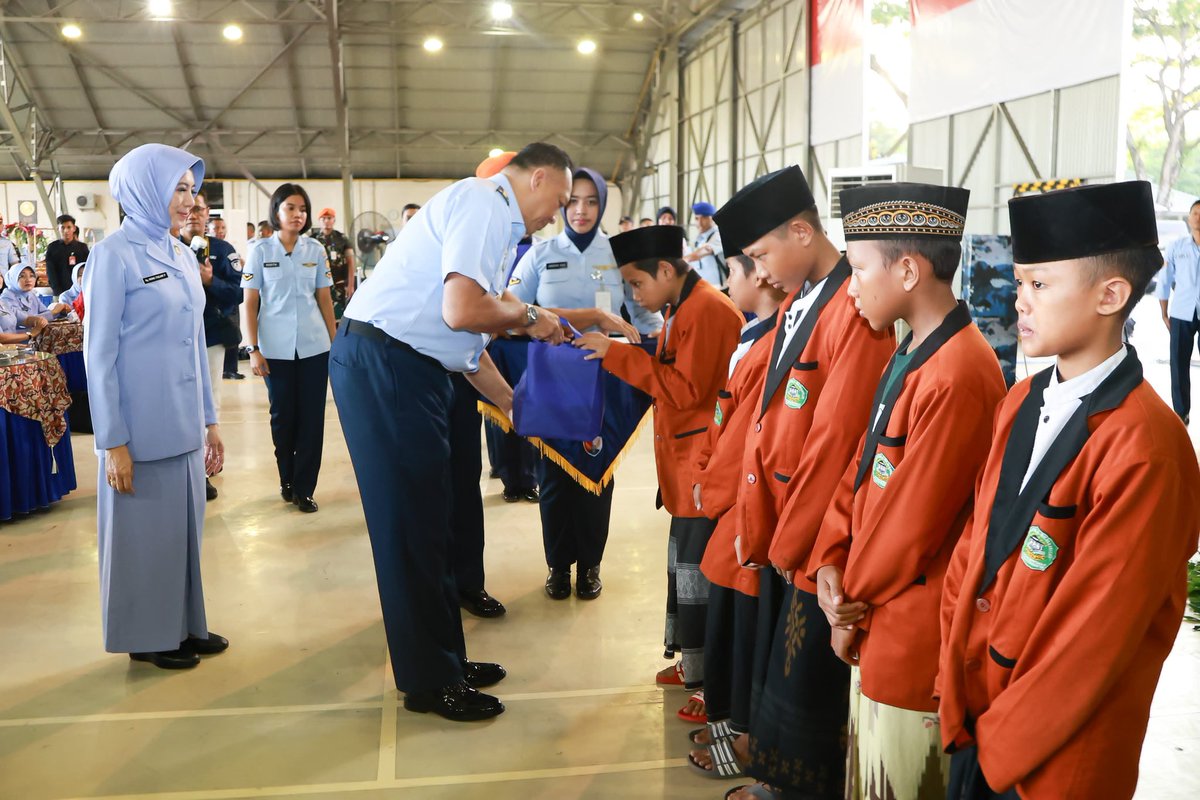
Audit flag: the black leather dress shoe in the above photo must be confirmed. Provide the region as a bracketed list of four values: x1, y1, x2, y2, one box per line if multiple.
[280, 483, 293, 502]
[130, 648, 200, 670]
[222, 371, 246, 380]
[522, 487, 540, 503]
[545, 567, 571, 600]
[295, 496, 319, 513]
[502, 488, 521, 503]
[462, 660, 507, 689]
[403, 680, 505, 721]
[184, 632, 229, 656]
[576, 566, 603, 600]
[459, 589, 506, 618]
[205, 478, 218, 501]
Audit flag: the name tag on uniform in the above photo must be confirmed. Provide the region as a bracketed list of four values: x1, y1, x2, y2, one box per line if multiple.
[546, 261, 568, 270]
[594, 290, 611, 311]
[264, 261, 280, 268]
[143, 272, 169, 284]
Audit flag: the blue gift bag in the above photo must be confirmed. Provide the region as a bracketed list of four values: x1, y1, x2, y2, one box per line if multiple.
[513, 337, 605, 442]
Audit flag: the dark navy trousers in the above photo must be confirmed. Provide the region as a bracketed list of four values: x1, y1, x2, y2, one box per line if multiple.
[1168, 312, 1200, 420]
[262, 351, 328, 498]
[330, 325, 467, 693]
[536, 458, 614, 571]
[448, 373, 486, 594]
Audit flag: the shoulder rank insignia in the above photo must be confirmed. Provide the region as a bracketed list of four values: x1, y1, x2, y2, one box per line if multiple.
[243, 273, 254, 281]
[508, 276, 522, 286]
[495, 185, 510, 206]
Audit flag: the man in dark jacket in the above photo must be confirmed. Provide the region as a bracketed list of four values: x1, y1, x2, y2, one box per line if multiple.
[45, 214, 90, 296]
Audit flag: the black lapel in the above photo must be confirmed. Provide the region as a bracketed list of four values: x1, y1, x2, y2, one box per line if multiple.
[853, 302, 973, 492]
[979, 347, 1143, 594]
[742, 314, 777, 344]
[658, 269, 702, 364]
[758, 257, 852, 418]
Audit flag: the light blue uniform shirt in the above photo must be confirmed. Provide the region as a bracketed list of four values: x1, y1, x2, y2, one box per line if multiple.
[508, 231, 662, 334]
[692, 226, 725, 287]
[0, 237, 20, 269]
[1156, 234, 1200, 321]
[243, 234, 332, 360]
[343, 173, 526, 373]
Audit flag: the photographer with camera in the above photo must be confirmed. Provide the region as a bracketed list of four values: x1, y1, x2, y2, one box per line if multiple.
[179, 191, 243, 501]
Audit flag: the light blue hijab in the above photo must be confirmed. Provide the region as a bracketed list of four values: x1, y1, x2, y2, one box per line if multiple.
[109, 143, 205, 243]
[0, 262, 38, 314]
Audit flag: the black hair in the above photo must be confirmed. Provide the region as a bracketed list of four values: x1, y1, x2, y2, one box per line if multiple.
[56, 214, 77, 226]
[876, 238, 964, 283]
[628, 257, 688, 277]
[1081, 246, 1164, 319]
[509, 142, 574, 174]
[258, 220, 270, 228]
[402, 203, 421, 213]
[1191, 198, 1200, 210]
[268, 183, 313, 233]
[731, 253, 756, 277]
[620, 215, 633, 223]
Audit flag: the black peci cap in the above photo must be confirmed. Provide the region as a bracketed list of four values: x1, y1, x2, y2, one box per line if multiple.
[609, 225, 685, 266]
[840, 182, 969, 241]
[713, 166, 817, 254]
[1008, 181, 1158, 264]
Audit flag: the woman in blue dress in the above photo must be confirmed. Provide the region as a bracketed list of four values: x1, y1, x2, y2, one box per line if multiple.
[83, 143, 227, 670]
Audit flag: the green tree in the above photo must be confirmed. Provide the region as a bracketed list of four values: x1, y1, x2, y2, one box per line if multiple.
[1130, 0, 1200, 205]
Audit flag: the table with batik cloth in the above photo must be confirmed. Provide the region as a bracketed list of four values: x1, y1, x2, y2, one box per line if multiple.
[34, 319, 86, 392]
[478, 336, 657, 494]
[0, 349, 77, 521]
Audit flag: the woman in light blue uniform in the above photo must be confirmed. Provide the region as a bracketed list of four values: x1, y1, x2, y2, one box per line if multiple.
[508, 167, 662, 600]
[0, 262, 70, 323]
[243, 183, 336, 513]
[83, 143, 226, 670]
[58, 262, 86, 306]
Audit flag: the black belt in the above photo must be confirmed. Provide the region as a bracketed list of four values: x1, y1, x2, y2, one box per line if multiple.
[342, 319, 445, 371]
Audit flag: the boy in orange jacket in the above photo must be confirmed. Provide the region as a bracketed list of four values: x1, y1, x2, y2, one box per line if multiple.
[806, 183, 1006, 799]
[576, 225, 743, 694]
[938, 181, 1200, 799]
[712, 167, 894, 799]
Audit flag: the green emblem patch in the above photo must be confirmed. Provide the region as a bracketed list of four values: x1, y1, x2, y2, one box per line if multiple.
[871, 452, 895, 489]
[1021, 527, 1059, 572]
[784, 377, 809, 410]
[714, 400, 724, 426]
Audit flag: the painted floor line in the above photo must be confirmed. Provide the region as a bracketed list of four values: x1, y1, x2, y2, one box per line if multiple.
[0, 686, 661, 728]
[63, 758, 689, 800]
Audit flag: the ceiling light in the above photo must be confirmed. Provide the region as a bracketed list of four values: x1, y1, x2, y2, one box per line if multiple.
[61, 23, 82, 39]
[577, 39, 597, 55]
[222, 24, 243, 41]
[488, 148, 505, 158]
[148, 0, 172, 17]
[633, 11, 645, 23]
[423, 36, 444, 52]
[491, 2, 514, 21]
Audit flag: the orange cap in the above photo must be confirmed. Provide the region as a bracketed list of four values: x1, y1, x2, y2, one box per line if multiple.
[318, 207, 336, 219]
[475, 152, 517, 178]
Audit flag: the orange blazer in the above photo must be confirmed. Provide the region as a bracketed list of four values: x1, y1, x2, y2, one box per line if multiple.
[738, 262, 894, 589]
[808, 310, 1006, 711]
[938, 353, 1200, 799]
[696, 327, 776, 595]
[602, 271, 743, 517]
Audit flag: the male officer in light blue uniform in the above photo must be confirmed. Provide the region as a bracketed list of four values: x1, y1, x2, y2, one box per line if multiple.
[685, 200, 726, 287]
[331, 142, 572, 722]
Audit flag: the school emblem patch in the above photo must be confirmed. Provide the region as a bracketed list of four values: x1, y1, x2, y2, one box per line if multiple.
[871, 452, 894, 489]
[714, 400, 723, 426]
[784, 377, 808, 410]
[1021, 527, 1059, 572]
[583, 436, 603, 457]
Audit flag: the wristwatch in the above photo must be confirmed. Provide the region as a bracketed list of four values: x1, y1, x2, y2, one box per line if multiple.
[247, 345, 260, 353]
[524, 304, 539, 327]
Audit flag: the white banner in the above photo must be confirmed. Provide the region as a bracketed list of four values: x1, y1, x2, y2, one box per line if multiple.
[909, 0, 1125, 123]
[811, 0, 866, 145]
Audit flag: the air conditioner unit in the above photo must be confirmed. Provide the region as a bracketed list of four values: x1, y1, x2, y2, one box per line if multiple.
[826, 164, 945, 250]
[75, 193, 99, 211]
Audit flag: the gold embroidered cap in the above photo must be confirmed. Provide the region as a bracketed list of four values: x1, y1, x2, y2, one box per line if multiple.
[840, 182, 970, 241]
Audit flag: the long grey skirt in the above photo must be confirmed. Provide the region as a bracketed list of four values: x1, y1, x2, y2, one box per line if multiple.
[97, 448, 208, 653]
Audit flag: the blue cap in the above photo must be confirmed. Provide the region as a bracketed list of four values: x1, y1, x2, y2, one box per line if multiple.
[692, 201, 716, 216]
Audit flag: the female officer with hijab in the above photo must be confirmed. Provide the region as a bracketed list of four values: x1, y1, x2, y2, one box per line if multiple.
[83, 143, 226, 671]
[508, 167, 662, 600]
[0, 262, 71, 322]
[243, 183, 336, 514]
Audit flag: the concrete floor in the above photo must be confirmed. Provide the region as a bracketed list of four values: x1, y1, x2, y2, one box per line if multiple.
[0, 294, 1197, 799]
